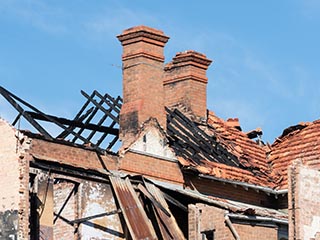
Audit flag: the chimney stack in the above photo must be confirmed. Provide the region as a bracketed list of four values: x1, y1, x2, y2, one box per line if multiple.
[164, 51, 212, 120]
[117, 26, 169, 146]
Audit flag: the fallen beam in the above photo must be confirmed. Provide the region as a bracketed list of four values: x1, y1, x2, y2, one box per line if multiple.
[69, 209, 121, 224]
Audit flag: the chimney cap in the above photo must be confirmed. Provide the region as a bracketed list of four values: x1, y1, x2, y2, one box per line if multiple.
[165, 50, 212, 70]
[117, 25, 169, 46]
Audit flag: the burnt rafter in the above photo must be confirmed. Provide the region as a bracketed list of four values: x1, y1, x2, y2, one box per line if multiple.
[0, 86, 122, 153]
[166, 107, 240, 167]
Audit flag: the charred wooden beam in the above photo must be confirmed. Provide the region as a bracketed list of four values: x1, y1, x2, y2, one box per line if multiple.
[71, 94, 110, 143]
[69, 209, 121, 224]
[84, 95, 122, 144]
[54, 183, 79, 224]
[12, 113, 22, 126]
[138, 184, 171, 217]
[81, 90, 120, 124]
[93, 90, 122, 114]
[57, 107, 94, 139]
[0, 87, 52, 139]
[166, 107, 240, 167]
[30, 160, 110, 184]
[26, 111, 119, 136]
[1, 86, 122, 153]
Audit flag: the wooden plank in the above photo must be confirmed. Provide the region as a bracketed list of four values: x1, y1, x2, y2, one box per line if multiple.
[137, 184, 170, 217]
[110, 177, 157, 240]
[145, 183, 185, 240]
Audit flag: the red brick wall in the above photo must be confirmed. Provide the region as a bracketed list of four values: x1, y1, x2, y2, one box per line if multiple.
[164, 78, 207, 117]
[118, 26, 169, 145]
[30, 138, 118, 171]
[188, 204, 219, 240]
[234, 223, 278, 240]
[120, 151, 184, 184]
[53, 181, 77, 239]
[29, 137, 275, 209]
[188, 203, 278, 240]
[164, 51, 211, 119]
[187, 175, 274, 208]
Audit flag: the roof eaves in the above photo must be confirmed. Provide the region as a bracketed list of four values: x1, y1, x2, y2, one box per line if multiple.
[148, 178, 288, 220]
[227, 212, 288, 225]
[198, 174, 288, 197]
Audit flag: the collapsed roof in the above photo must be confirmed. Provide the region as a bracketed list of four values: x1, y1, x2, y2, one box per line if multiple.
[1, 84, 317, 191]
[0, 86, 122, 154]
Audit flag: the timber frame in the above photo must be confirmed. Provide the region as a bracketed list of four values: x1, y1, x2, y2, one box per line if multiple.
[0, 86, 122, 153]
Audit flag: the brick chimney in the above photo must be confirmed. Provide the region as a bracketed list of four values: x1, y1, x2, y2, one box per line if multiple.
[164, 51, 212, 120]
[117, 26, 169, 145]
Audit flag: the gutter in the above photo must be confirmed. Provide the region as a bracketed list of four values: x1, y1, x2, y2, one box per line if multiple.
[198, 174, 288, 197]
[128, 149, 288, 197]
[227, 213, 288, 225]
[225, 212, 241, 240]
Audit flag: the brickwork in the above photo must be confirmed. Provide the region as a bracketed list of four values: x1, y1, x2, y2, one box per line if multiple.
[118, 26, 169, 146]
[120, 151, 184, 184]
[18, 140, 31, 239]
[188, 203, 278, 240]
[30, 138, 118, 171]
[54, 181, 77, 240]
[0, 119, 30, 239]
[288, 161, 320, 240]
[233, 223, 278, 240]
[0, 120, 20, 215]
[188, 204, 217, 240]
[164, 51, 212, 119]
[0, 25, 295, 240]
[188, 175, 274, 207]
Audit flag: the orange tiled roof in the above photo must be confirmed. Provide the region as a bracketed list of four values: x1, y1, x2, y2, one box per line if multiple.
[204, 111, 275, 187]
[179, 110, 320, 190]
[206, 111, 268, 171]
[269, 120, 320, 189]
[167, 108, 278, 188]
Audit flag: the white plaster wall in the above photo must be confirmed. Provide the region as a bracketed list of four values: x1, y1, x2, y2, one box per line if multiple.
[80, 182, 124, 240]
[130, 128, 176, 160]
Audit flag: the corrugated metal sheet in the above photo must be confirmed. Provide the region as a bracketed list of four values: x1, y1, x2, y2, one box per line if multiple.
[110, 176, 157, 240]
[145, 182, 185, 240]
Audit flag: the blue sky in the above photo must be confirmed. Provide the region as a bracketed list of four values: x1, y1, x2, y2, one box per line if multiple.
[1, 0, 320, 143]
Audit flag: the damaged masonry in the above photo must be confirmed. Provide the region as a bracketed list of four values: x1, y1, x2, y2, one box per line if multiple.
[1, 26, 320, 240]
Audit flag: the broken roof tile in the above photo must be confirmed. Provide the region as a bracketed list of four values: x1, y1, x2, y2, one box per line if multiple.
[269, 120, 320, 189]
